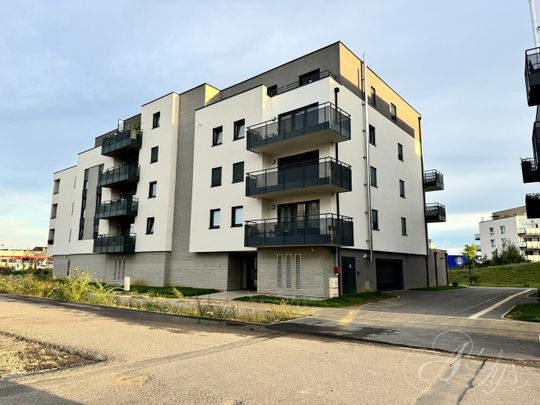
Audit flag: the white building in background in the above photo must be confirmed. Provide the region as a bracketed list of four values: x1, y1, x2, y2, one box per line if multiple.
[48, 42, 446, 299]
[477, 206, 540, 262]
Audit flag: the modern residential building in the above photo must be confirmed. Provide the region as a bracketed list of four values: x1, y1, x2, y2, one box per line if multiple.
[477, 206, 540, 262]
[48, 42, 446, 298]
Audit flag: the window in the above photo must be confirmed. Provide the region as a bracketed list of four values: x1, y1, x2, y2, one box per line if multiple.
[211, 167, 222, 187]
[401, 217, 407, 236]
[232, 161, 244, 183]
[398, 143, 404, 161]
[370, 166, 377, 187]
[51, 204, 58, 219]
[210, 209, 221, 229]
[390, 103, 397, 121]
[150, 146, 159, 163]
[369, 125, 376, 146]
[148, 181, 157, 198]
[490, 239, 495, 247]
[267, 84, 277, 97]
[501, 238, 508, 246]
[399, 180, 406, 198]
[372, 209, 379, 230]
[146, 217, 155, 234]
[233, 119, 245, 140]
[53, 179, 60, 194]
[370, 86, 377, 106]
[489, 227, 494, 236]
[231, 206, 243, 227]
[212, 126, 223, 146]
[152, 112, 160, 129]
[48, 229, 55, 245]
[500, 225, 506, 234]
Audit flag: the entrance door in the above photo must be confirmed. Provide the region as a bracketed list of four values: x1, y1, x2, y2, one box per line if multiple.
[376, 259, 403, 291]
[246, 255, 257, 290]
[341, 256, 356, 295]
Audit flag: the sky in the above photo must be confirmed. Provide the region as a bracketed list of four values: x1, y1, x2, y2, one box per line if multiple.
[0, 0, 536, 254]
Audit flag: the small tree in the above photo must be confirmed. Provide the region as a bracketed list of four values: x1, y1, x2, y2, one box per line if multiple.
[462, 244, 477, 285]
[499, 243, 526, 264]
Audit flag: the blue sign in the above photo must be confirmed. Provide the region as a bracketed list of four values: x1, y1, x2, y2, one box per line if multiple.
[447, 255, 468, 269]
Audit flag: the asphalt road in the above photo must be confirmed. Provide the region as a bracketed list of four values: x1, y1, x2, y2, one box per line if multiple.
[271, 287, 540, 361]
[1, 294, 539, 404]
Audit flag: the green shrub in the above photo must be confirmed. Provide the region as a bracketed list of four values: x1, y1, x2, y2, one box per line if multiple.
[452, 281, 459, 288]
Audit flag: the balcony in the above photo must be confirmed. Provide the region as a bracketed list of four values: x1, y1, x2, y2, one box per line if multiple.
[518, 241, 540, 249]
[247, 103, 351, 154]
[245, 213, 353, 247]
[424, 169, 444, 191]
[525, 255, 540, 262]
[93, 234, 136, 254]
[101, 129, 142, 157]
[526, 193, 540, 218]
[267, 70, 337, 97]
[425, 203, 446, 223]
[246, 158, 351, 199]
[98, 163, 139, 188]
[521, 158, 540, 183]
[518, 227, 540, 235]
[95, 197, 138, 220]
[474, 233, 480, 241]
[526, 48, 540, 106]
[532, 121, 540, 162]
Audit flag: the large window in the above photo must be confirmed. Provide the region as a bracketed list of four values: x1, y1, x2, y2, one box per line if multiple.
[231, 206, 243, 227]
[150, 146, 159, 163]
[233, 119, 245, 140]
[232, 161, 244, 183]
[148, 181, 157, 198]
[152, 112, 160, 129]
[146, 217, 155, 234]
[212, 126, 223, 146]
[369, 125, 376, 146]
[401, 217, 407, 236]
[372, 209, 379, 230]
[370, 166, 377, 187]
[399, 179, 406, 198]
[210, 209, 221, 229]
[211, 167, 222, 187]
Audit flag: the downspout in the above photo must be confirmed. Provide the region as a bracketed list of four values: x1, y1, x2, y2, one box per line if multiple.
[334, 87, 342, 295]
[362, 55, 373, 262]
[418, 116, 430, 287]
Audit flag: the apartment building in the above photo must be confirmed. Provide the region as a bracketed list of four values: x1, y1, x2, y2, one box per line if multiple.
[48, 42, 446, 299]
[477, 206, 540, 262]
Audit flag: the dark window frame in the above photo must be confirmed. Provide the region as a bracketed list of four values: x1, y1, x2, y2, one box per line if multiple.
[209, 208, 221, 229]
[231, 206, 243, 227]
[399, 179, 406, 198]
[401, 217, 407, 236]
[146, 217, 155, 235]
[398, 143, 404, 161]
[370, 166, 378, 188]
[370, 86, 377, 106]
[371, 209, 379, 231]
[267, 84, 277, 97]
[148, 181, 157, 198]
[233, 119, 245, 141]
[152, 112, 160, 129]
[369, 125, 376, 146]
[232, 161, 244, 184]
[150, 146, 159, 163]
[211, 167, 222, 187]
[390, 103, 397, 122]
[212, 126, 223, 146]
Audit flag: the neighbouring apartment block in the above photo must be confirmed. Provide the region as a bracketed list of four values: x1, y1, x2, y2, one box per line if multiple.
[48, 42, 446, 298]
[476, 206, 540, 262]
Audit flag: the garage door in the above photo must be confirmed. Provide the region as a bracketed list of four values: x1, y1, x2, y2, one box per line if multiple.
[376, 259, 403, 291]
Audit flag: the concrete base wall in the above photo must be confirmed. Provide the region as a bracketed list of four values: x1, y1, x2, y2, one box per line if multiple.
[427, 249, 448, 287]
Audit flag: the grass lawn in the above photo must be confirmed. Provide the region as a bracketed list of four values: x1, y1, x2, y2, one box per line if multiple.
[131, 286, 219, 297]
[410, 285, 465, 291]
[506, 303, 540, 323]
[448, 262, 540, 288]
[234, 291, 393, 308]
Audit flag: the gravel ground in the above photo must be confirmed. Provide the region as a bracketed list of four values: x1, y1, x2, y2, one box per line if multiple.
[0, 332, 92, 379]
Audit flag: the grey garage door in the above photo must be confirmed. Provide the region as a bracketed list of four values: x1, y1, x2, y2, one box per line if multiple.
[376, 259, 403, 291]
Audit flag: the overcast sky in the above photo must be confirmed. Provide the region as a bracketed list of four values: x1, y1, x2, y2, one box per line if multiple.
[0, 0, 535, 253]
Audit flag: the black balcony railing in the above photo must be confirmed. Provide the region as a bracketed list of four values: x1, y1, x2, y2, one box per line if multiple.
[95, 197, 138, 219]
[532, 121, 540, 162]
[98, 163, 139, 188]
[525, 47, 540, 106]
[247, 102, 351, 152]
[425, 203, 446, 223]
[245, 213, 354, 247]
[526, 193, 540, 218]
[93, 234, 136, 253]
[268, 70, 337, 97]
[246, 158, 352, 198]
[423, 169, 444, 191]
[101, 129, 142, 157]
[521, 158, 540, 183]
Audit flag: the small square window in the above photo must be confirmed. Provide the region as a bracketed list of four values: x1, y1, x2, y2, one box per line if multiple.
[401, 217, 407, 236]
[371, 209, 379, 231]
[210, 209, 221, 229]
[231, 206, 243, 227]
[399, 179, 405, 198]
[267, 84, 277, 97]
[232, 161, 244, 183]
[369, 125, 376, 146]
[146, 217, 155, 234]
[370, 166, 377, 188]
[390, 103, 397, 122]
[211, 167, 222, 187]
[490, 239, 495, 247]
[212, 126, 223, 146]
[398, 143, 404, 161]
[370, 86, 376, 106]
[150, 146, 159, 163]
[489, 227, 494, 236]
[233, 119, 245, 140]
[152, 112, 160, 129]
[148, 181, 157, 198]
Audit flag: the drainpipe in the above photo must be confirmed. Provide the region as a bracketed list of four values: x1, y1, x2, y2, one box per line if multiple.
[418, 116, 430, 287]
[334, 87, 342, 295]
[362, 54, 373, 262]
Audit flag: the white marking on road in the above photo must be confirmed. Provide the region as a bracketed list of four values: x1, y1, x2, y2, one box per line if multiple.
[468, 289, 532, 319]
